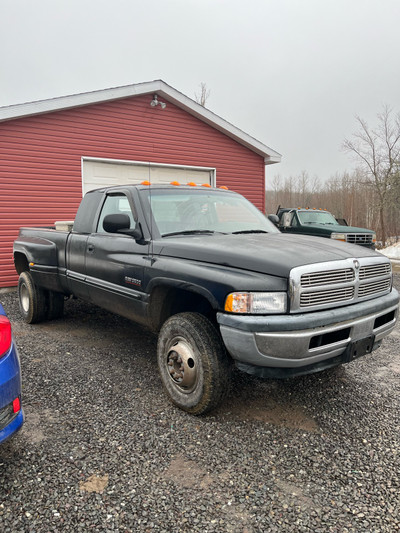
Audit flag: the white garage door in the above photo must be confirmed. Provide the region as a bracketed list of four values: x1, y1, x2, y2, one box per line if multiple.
[82, 158, 215, 195]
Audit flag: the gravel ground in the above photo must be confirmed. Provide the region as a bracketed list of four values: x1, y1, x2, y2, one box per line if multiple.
[0, 274, 399, 533]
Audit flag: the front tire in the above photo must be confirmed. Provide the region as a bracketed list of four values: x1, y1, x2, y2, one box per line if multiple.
[18, 271, 47, 324]
[157, 312, 231, 415]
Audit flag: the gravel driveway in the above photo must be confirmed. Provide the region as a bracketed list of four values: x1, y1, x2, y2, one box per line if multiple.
[0, 274, 399, 532]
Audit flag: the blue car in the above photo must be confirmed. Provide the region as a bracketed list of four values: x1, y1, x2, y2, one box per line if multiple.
[0, 303, 23, 443]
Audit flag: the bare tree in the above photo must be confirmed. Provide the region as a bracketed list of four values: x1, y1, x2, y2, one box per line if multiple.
[391, 160, 400, 204]
[310, 175, 321, 196]
[297, 170, 310, 206]
[195, 82, 210, 107]
[343, 106, 400, 245]
[271, 174, 282, 210]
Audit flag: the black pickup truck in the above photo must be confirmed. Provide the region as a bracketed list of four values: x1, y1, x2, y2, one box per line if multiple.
[13, 184, 399, 414]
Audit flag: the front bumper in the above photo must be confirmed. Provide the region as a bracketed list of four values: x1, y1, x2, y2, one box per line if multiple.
[217, 289, 399, 376]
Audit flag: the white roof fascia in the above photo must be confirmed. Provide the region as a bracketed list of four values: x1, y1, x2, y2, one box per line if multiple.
[0, 80, 163, 121]
[0, 80, 281, 164]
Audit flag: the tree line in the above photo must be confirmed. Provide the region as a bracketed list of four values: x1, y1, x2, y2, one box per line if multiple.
[266, 106, 400, 247]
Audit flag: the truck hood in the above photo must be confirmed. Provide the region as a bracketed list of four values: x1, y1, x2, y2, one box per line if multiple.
[305, 223, 375, 234]
[155, 233, 380, 278]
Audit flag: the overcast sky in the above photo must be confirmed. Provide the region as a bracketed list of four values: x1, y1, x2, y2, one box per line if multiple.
[1, 0, 399, 183]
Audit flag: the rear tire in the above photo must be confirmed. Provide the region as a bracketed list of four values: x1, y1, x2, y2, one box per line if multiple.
[157, 312, 231, 415]
[18, 271, 47, 324]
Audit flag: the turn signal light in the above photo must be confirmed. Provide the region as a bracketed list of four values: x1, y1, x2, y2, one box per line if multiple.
[141, 181, 151, 186]
[225, 293, 248, 313]
[201, 183, 211, 187]
[187, 182, 197, 186]
[170, 181, 180, 186]
[0, 316, 12, 358]
[219, 186, 229, 190]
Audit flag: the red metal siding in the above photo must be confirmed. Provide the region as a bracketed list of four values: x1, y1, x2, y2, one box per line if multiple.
[0, 95, 265, 287]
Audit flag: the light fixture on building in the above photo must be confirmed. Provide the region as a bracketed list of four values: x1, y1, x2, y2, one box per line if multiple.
[150, 94, 166, 109]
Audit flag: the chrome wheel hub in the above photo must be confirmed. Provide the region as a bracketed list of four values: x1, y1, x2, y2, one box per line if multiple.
[20, 284, 30, 313]
[166, 339, 197, 393]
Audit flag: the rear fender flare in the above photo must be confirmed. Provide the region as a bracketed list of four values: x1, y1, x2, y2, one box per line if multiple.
[13, 238, 58, 270]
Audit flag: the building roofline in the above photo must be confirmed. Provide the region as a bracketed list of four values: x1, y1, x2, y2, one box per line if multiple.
[0, 80, 281, 164]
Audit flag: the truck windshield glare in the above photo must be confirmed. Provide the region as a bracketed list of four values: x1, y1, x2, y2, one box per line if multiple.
[141, 189, 280, 236]
[298, 211, 337, 225]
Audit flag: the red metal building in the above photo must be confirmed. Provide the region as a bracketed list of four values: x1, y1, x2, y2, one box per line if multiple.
[0, 80, 280, 287]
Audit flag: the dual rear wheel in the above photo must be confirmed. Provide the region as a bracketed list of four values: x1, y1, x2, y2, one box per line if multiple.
[18, 271, 64, 324]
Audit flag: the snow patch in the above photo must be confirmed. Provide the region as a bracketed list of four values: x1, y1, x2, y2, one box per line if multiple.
[379, 242, 400, 260]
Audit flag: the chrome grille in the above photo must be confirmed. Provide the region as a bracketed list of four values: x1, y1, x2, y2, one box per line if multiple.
[360, 264, 391, 279]
[301, 287, 354, 307]
[301, 268, 354, 287]
[290, 257, 392, 313]
[346, 234, 373, 244]
[358, 279, 391, 297]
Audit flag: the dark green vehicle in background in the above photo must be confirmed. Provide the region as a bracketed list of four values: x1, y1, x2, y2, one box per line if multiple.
[270, 207, 376, 248]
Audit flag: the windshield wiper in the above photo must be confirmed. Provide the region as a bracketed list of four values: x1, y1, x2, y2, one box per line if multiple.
[162, 229, 217, 237]
[232, 229, 268, 234]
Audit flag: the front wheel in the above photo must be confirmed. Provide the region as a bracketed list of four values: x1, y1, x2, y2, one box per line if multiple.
[18, 271, 47, 324]
[157, 312, 231, 415]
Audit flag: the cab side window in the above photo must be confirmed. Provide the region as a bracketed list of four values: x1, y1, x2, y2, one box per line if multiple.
[291, 213, 299, 227]
[97, 194, 135, 233]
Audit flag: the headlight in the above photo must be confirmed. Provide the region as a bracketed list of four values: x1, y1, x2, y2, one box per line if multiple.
[371, 233, 376, 243]
[224, 292, 287, 314]
[331, 233, 346, 242]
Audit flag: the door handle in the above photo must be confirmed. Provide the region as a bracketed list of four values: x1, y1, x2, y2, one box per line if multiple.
[87, 244, 95, 253]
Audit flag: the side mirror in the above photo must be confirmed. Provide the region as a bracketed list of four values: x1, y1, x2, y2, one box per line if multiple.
[268, 214, 280, 226]
[281, 212, 292, 228]
[102, 214, 143, 240]
[103, 214, 131, 233]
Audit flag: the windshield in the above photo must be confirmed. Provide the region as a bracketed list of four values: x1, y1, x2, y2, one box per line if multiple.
[140, 189, 279, 236]
[297, 211, 337, 225]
